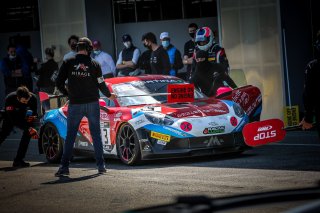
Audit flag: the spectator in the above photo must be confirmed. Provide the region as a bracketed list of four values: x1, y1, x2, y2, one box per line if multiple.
[300, 32, 320, 137]
[92, 40, 116, 78]
[141, 32, 170, 75]
[116, 34, 140, 76]
[63, 35, 79, 61]
[0, 86, 38, 167]
[13, 35, 35, 91]
[160, 32, 183, 76]
[36, 47, 58, 94]
[183, 23, 198, 81]
[138, 49, 152, 74]
[0, 45, 26, 94]
[55, 37, 116, 177]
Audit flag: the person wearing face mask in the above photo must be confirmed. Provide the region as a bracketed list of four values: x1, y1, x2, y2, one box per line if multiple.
[0, 45, 25, 95]
[183, 23, 198, 81]
[141, 32, 171, 75]
[63, 35, 79, 61]
[190, 50, 237, 97]
[160, 32, 183, 77]
[35, 47, 58, 94]
[116, 34, 140, 76]
[92, 40, 116, 78]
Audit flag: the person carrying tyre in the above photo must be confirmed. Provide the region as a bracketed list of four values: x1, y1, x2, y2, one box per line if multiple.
[55, 37, 116, 177]
[0, 86, 38, 167]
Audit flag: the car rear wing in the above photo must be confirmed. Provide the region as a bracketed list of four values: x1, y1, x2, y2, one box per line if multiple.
[38, 92, 68, 116]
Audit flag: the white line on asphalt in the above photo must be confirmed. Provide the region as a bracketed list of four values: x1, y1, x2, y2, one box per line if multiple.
[269, 143, 320, 147]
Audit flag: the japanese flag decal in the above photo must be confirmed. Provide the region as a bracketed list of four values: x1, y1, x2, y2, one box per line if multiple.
[243, 119, 286, 147]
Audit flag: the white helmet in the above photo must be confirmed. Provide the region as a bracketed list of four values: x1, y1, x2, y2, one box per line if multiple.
[195, 27, 214, 51]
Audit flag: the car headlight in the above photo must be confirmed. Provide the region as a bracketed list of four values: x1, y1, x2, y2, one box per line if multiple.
[145, 113, 174, 125]
[233, 103, 245, 118]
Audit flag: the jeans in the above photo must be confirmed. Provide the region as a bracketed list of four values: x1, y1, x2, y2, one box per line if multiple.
[60, 101, 105, 168]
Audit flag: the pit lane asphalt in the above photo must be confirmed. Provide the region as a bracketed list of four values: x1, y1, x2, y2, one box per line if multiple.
[0, 130, 319, 213]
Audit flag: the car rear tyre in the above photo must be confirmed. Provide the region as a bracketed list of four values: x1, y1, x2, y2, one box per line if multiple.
[116, 123, 141, 165]
[41, 123, 63, 163]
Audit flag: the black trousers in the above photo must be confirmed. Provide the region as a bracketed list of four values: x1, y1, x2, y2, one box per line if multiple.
[0, 117, 31, 161]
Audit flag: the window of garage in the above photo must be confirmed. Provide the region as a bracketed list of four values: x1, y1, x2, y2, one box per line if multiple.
[113, 0, 217, 24]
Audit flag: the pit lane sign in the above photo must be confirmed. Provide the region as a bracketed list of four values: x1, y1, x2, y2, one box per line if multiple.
[167, 84, 194, 103]
[243, 119, 286, 147]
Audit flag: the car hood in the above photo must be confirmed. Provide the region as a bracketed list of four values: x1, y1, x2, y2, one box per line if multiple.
[130, 99, 229, 118]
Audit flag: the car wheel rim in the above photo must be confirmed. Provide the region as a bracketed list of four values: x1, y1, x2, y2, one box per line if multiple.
[42, 126, 60, 160]
[119, 125, 136, 162]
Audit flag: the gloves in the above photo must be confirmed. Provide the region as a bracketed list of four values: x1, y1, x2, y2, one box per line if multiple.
[28, 127, 39, 139]
[26, 116, 37, 123]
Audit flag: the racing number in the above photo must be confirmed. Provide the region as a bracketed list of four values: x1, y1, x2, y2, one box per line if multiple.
[100, 122, 112, 151]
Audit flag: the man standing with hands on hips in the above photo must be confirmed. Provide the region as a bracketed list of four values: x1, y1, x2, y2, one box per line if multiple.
[55, 37, 116, 177]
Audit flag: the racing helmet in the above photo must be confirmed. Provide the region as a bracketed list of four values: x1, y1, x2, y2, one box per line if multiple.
[195, 27, 214, 51]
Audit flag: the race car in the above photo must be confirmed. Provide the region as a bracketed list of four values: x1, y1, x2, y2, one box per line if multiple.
[38, 75, 264, 165]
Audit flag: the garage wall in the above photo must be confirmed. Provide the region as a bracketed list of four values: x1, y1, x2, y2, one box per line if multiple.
[220, 0, 284, 120]
[38, 0, 87, 63]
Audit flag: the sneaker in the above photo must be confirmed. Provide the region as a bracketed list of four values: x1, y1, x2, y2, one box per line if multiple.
[55, 167, 70, 177]
[98, 166, 107, 174]
[12, 160, 30, 167]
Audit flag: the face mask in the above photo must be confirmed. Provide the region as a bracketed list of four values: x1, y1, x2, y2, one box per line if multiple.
[162, 40, 170, 48]
[71, 43, 77, 51]
[189, 32, 195, 38]
[93, 50, 101, 55]
[144, 43, 152, 50]
[9, 55, 16, 60]
[124, 41, 131, 48]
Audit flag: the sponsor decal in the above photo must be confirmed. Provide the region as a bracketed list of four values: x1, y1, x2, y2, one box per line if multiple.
[114, 111, 122, 121]
[135, 119, 145, 125]
[203, 126, 225, 134]
[157, 140, 167, 146]
[5, 106, 14, 111]
[204, 136, 224, 146]
[175, 110, 201, 118]
[208, 122, 219, 126]
[254, 130, 277, 141]
[100, 112, 109, 120]
[150, 131, 171, 142]
[180, 122, 192, 132]
[162, 126, 187, 137]
[139, 139, 149, 143]
[167, 84, 194, 103]
[79, 141, 89, 147]
[230, 116, 238, 127]
[257, 125, 272, 132]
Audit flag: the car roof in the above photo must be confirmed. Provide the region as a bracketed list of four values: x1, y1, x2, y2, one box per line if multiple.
[104, 75, 182, 85]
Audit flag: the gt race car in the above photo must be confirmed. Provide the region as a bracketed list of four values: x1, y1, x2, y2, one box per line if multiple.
[38, 75, 284, 165]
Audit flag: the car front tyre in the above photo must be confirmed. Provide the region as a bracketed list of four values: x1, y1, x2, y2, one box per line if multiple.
[116, 123, 141, 165]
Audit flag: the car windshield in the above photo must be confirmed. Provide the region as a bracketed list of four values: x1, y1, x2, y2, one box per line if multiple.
[107, 79, 206, 107]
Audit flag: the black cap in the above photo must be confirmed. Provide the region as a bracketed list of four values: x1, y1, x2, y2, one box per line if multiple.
[122, 34, 132, 42]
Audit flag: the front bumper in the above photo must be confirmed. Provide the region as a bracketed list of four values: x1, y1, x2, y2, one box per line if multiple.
[137, 129, 247, 160]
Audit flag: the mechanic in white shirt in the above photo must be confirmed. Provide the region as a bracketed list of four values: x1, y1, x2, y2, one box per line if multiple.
[92, 40, 116, 78]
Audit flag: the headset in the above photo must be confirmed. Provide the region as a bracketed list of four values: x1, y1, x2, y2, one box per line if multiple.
[76, 37, 93, 53]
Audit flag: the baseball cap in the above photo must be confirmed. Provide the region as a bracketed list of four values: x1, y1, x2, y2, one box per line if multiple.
[92, 40, 101, 49]
[122, 34, 132, 42]
[160, 32, 169, 40]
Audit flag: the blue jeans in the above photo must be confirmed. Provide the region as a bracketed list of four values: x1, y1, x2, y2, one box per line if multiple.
[60, 101, 105, 168]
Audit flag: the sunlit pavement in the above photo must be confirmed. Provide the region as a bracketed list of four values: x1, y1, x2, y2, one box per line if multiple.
[0, 130, 319, 213]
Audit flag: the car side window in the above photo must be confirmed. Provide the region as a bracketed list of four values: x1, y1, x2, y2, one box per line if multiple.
[107, 99, 115, 107]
